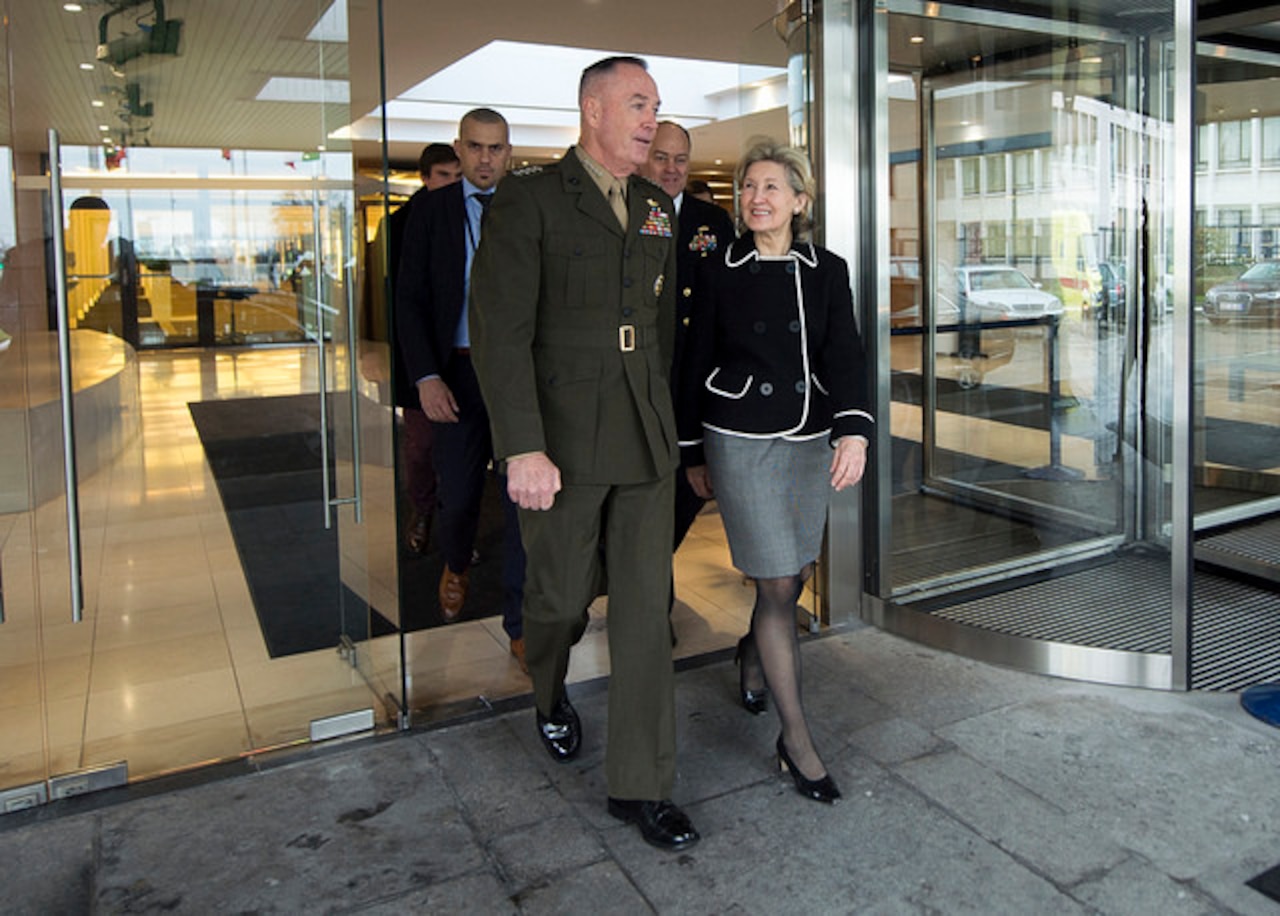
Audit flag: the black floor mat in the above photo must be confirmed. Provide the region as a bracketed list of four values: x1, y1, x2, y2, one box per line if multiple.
[190, 393, 510, 656]
[190, 394, 370, 657]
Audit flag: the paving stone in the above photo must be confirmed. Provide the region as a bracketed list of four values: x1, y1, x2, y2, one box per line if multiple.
[0, 814, 95, 914]
[894, 747, 1127, 886]
[852, 715, 947, 765]
[514, 859, 651, 915]
[5, 627, 1280, 914]
[936, 691, 1280, 881]
[1067, 854, 1234, 915]
[488, 813, 608, 893]
[349, 870, 516, 914]
[611, 764, 1086, 914]
[427, 716, 566, 837]
[92, 740, 485, 911]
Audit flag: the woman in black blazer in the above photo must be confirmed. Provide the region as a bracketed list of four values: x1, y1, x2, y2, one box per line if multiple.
[679, 140, 873, 804]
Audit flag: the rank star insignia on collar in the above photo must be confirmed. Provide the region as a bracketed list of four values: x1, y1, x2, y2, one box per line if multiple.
[639, 200, 673, 237]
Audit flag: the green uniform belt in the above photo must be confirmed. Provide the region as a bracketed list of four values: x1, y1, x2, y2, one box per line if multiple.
[535, 324, 657, 352]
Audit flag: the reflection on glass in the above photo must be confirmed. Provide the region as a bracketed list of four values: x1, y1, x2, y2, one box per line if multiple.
[887, 19, 1143, 593]
[1193, 42, 1280, 521]
[59, 149, 354, 349]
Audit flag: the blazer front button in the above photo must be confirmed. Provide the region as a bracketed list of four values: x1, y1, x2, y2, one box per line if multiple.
[789, 320, 801, 332]
[753, 321, 766, 334]
[794, 380, 806, 394]
[760, 382, 774, 396]
[623, 277, 633, 288]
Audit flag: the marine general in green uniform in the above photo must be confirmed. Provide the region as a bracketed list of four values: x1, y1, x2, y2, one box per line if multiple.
[469, 56, 699, 851]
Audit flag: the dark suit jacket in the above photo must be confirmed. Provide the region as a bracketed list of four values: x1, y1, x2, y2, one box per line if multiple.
[470, 148, 679, 486]
[394, 182, 469, 396]
[677, 236, 874, 467]
[386, 185, 429, 408]
[672, 194, 735, 389]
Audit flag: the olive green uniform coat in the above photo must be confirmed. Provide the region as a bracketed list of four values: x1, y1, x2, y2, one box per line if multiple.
[470, 148, 680, 799]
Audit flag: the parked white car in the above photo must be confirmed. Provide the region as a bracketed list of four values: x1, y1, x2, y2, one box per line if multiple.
[953, 266, 1064, 322]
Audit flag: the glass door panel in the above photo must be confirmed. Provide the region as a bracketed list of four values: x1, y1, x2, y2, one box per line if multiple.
[1, 0, 390, 792]
[1192, 27, 1280, 529]
[1190, 14, 1280, 628]
[888, 12, 1136, 593]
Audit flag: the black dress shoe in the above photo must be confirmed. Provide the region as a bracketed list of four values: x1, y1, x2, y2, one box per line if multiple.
[405, 512, 431, 554]
[776, 735, 841, 805]
[535, 695, 581, 762]
[734, 635, 768, 715]
[607, 798, 700, 851]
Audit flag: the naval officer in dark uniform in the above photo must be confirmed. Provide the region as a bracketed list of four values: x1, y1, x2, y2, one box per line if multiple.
[470, 56, 698, 851]
[641, 119, 736, 553]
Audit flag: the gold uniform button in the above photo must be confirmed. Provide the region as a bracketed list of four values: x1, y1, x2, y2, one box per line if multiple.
[682, 316, 690, 326]
[682, 287, 692, 298]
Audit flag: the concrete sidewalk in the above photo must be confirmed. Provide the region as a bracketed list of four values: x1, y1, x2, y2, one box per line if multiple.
[4, 625, 1280, 914]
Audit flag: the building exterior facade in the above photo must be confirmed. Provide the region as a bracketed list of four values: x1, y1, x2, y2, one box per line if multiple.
[1, 0, 1277, 811]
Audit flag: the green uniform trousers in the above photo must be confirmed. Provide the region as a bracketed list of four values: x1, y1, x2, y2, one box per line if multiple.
[519, 472, 676, 800]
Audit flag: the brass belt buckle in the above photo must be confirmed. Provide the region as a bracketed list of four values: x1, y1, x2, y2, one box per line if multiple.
[618, 324, 636, 352]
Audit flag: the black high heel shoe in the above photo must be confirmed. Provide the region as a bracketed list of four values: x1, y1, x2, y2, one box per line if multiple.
[734, 636, 768, 715]
[776, 735, 841, 804]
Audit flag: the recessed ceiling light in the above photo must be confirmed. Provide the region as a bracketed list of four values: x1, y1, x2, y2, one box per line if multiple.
[79, 62, 94, 71]
[98, 124, 110, 131]
[91, 99, 105, 108]
[63, 2, 83, 11]
[910, 35, 925, 44]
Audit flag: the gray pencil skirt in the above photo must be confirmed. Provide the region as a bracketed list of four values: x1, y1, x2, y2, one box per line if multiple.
[703, 428, 832, 579]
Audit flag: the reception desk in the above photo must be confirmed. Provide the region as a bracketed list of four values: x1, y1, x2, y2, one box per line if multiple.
[0, 329, 140, 513]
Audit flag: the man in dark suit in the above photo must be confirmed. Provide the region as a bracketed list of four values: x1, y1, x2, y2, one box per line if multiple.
[395, 110, 527, 671]
[389, 144, 460, 556]
[470, 57, 699, 851]
[641, 120, 736, 555]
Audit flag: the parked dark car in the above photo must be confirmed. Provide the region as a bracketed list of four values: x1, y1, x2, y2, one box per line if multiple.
[1093, 262, 1126, 323]
[1203, 261, 1280, 325]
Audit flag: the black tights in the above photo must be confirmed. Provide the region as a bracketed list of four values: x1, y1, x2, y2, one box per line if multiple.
[739, 564, 827, 780]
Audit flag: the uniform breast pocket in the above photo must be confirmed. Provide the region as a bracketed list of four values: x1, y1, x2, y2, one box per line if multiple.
[546, 235, 609, 308]
[705, 367, 753, 400]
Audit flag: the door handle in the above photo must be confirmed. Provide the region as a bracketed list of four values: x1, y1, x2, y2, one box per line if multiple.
[47, 129, 85, 622]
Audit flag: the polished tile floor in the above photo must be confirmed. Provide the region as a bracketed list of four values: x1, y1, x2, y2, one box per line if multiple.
[1, 345, 790, 789]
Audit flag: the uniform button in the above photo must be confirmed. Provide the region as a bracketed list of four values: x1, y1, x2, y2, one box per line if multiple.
[794, 380, 806, 394]
[682, 316, 690, 326]
[574, 246, 583, 256]
[682, 287, 692, 298]
[786, 262, 797, 274]
[749, 263, 761, 274]
[622, 307, 634, 317]
[760, 382, 773, 396]
[753, 321, 766, 334]
[623, 277, 633, 288]
[789, 320, 801, 333]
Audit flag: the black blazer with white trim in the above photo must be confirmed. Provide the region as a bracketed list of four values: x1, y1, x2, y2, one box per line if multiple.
[677, 236, 873, 467]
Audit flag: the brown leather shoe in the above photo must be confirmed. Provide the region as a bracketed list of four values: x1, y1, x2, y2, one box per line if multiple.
[509, 637, 528, 674]
[438, 567, 468, 622]
[405, 511, 431, 554]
